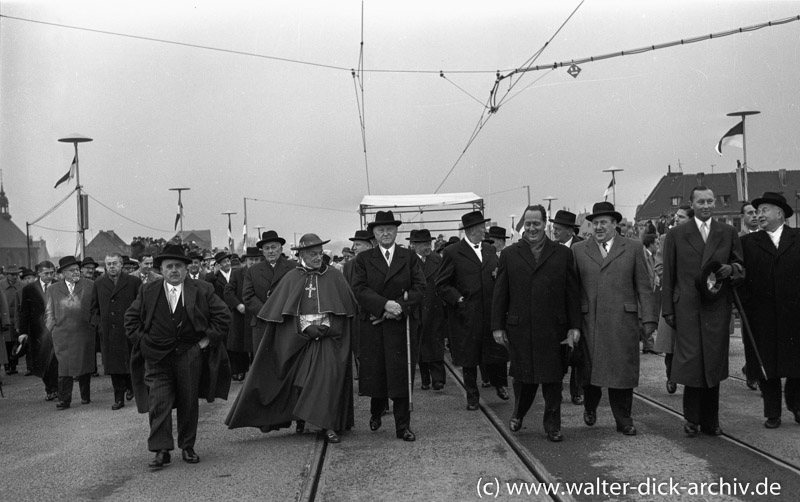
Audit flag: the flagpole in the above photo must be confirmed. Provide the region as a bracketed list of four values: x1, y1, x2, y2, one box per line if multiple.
[169, 187, 190, 236]
[58, 134, 92, 258]
[726, 111, 760, 202]
[222, 211, 237, 252]
[242, 197, 249, 247]
[603, 167, 623, 206]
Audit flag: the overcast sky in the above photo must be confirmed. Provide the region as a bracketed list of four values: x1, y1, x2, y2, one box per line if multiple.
[2, 0, 799, 256]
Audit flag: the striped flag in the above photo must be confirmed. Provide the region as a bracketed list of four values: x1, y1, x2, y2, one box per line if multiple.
[603, 178, 615, 201]
[227, 217, 234, 251]
[715, 121, 743, 155]
[54, 154, 77, 188]
[174, 197, 183, 231]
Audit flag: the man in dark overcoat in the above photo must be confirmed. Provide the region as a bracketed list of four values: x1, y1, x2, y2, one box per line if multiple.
[342, 229, 374, 379]
[436, 210, 508, 410]
[408, 229, 446, 391]
[207, 251, 232, 301]
[740, 192, 800, 428]
[242, 230, 295, 351]
[90, 253, 141, 410]
[223, 246, 262, 381]
[492, 205, 581, 442]
[17, 261, 58, 399]
[352, 211, 425, 442]
[662, 186, 744, 436]
[124, 244, 231, 468]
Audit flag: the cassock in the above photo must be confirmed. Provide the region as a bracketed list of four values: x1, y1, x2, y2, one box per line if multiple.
[225, 263, 357, 432]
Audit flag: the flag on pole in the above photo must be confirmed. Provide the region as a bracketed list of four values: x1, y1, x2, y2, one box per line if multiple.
[174, 197, 183, 231]
[227, 217, 234, 251]
[54, 155, 77, 188]
[715, 121, 743, 155]
[603, 178, 615, 201]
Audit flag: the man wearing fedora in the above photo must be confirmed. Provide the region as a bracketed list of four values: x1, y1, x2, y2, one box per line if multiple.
[124, 244, 231, 468]
[662, 186, 743, 437]
[1, 265, 22, 375]
[352, 211, 425, 441]
[224, 246, 263, 381]
[409, 229, 447, 391]
[81, 257, 99, 280]
[342, 229, 375, 380]
[436, 210, 509, 410]
[227, 234, 357, 443]
[243, 230, 296, 351]
[207, 251, 233, 301]
[90, 253, 141, 409]
[186, 252, 204, 281]
[18, 261, 59, 399]
[46, 256, 96, 410]
[739, 192, 800, 429]
[484, 226, 511, 256]
[573, 202, 657, 435]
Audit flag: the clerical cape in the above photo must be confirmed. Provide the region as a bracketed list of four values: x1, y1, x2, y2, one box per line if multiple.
[225, 264, 357, 432]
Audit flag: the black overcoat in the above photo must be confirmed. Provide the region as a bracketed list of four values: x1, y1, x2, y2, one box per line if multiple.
[242, 256, 296, 350]
[416, 253, 446, 363]
[90, 273, 142, 374]
[17, 281, 54, 377]
[223, 267, 252, 352]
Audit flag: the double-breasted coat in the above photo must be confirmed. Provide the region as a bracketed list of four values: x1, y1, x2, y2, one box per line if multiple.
[17, 281, 53, 377]
[491, 239, 581, 383]
[45, 279, 96, 377]
[90, 273, 142, 374]
[223, 267, 253, 353]
[661, 219, 743, 388]
[573, 237, 657, 388]
[416, 252, 446, 363]
[435, 239, 507, 368]
[352, 245, 425, 398]
[740, 227, 800, 379]
[242, 256, 295, 350]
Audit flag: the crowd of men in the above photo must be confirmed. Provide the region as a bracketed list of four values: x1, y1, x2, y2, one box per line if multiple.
[1, 187, 798, 468]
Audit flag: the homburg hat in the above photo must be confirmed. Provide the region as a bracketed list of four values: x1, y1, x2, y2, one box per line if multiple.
[3, 264, 20, 275]
[213, 251, 232, 264]
[81, 257, 99, 268]
[752, 192, 793, 218]
[242, 246, 262, 259]
[549, 210, 580, 228]
[20, 267, 36, 279]
[57, 256, 82, 273]
[459, 210, 490, 230]
[484, 226, 511, 242]
[256, 230, 286, 248]
[585, 201, 623, 223]
[155, 244, 193, 267]
[407, 228, 435, 242]
[367, 211, 402, 232]
[349, 230, 373, 242]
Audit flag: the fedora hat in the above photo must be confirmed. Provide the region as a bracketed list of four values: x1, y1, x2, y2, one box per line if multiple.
[186, 251, 203, 261]
[752, 192, 793, 218]
[349, 229, 373, 242]
[484, 226, 511, 242]
[3, 264, 20, 275]
[445, 236, 460, 247]
[695, 261, 729, 301]
[242, 246, 262, 259]
[20, 267, 36, 279]
[81, 257, 99, 268]
[291, 233, 330, 251]
[585, 201, 623, 223]
[213, 251, 232, 264]
[256, 230, 286, 248]
[155, 244, 193, 267]
[549, 210, 580, 228]
[460, 210, 490, 230]
[57, 256, 81, 273]
[367, 211, 402, 231]
[407, 228, 435, 242]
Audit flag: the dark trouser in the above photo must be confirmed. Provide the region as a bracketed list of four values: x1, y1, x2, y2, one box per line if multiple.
[110, 374, 133, 402]
[513, 379, 562, 433]
[584, 385, 634, 428]
[683, 385, 720, 429]
[760, 377, 800, 418]
[569, 365, 583, 398]
[664, 353, 673, 380]
[419, 361, 445, 386]
[370, 397, 411, 432]
[144, 345, 203, 452]
[5, 341, 17, 370]
[228, 350, 250, 375]
[58, 373, 91, 404]
[463, 364, 509, 404]
[42, 357, 58, 394]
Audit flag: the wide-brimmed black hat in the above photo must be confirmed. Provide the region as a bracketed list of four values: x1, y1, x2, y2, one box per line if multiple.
[585, 202, 623, 223]
[460, 210, 490, 230]
[348, 230, 373, 242]
[291, 233, 331, 251]
[213, 251, 232, 264]
[57, 256, 81, 273]
[155, 244, 193, 267]
[752, 192, 793, 218]
[20, 267, 36, 279]
[256, 230, 286, 248]
[367, 211, 402, 231]
[186, 251, 203, 261]
[549, 210, 580, 228]
[407, 228, 435, 242]
[81, 257, 99, 268]
[122, 255, 138, 266]
[484, 226, 511, 242]
[242, 246, 262, 259]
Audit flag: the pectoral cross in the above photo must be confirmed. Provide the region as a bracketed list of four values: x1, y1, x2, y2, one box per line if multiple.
[305, 280, 316, 299]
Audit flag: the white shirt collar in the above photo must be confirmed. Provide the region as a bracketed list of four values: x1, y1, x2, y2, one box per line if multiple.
[767, 224, 785, 247]
[562, 237, 574, 248]
[463, 237, 483, 261]
[380, 244, 396, 264]
[597, 236, 615, 252]
[164, 281, 183, 295]
[221, 269, 231, 282]
[695, 217, 711, 232]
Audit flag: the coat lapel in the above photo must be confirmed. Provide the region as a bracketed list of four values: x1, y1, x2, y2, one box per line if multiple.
[775, 226, 796, 258]
[457, 239, 482, 267]
[385, 247, 406, 283]
[143, 280, 163, 330]
[533, 239, 556, 273]
[700, 220, 723, 266]
[184, 279, 197, 323]
[371, 247, 389, 277]
[601, 238, 625, 270]
[685, 220, 706, 259]
[755, 231, 777, 256]
[516, 241, 536, 271]
[584, 239, 604, 267]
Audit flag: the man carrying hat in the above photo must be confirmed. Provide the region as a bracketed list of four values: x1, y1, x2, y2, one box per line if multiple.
[124, 244, 231, 468]
[573, 202, 657, 436]
[223, 246, 263, 381]
[226, 234, 357, 443]
[342, 229, 375, 380]
[352, 211, 425, 441]
[242, 231, 296, 351]
[739, 192, 800, 428]
[46, 256, 96, 410]
[436, 210, 509, 411]
[408, 229, 447, 391]
[662, 187, 743, 437]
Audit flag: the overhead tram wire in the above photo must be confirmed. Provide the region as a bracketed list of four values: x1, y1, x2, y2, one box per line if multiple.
[84, 192, 173, 233]
[248, 197, 354, 214]
[352, 0, 370, 195]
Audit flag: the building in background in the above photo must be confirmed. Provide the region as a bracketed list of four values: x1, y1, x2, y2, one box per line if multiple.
[0, 181, 48, 269]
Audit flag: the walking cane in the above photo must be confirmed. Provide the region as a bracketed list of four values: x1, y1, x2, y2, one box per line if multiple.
[731, 288, 768, 381]
[404, 291, 413, 411]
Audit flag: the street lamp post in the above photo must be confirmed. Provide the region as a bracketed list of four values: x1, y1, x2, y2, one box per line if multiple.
[602, 167, 624, 206]
[727, 110, 760, 202]
[169, 187, 190, 236]
[524, 185, 531, 207]
[222, 211, 237, 252]
[58, 134, 93, 258]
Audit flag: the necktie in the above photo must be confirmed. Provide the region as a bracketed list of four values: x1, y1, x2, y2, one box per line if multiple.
[700, 222, 708, 243]
[385, 249, 390, 261]
[43, 283, 48, 293]
[601, 242, 608, 257]
[169, 287, 178, 313]
[67, 282, 74, 295]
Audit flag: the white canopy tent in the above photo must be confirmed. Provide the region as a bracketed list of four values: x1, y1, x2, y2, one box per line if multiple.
[359, 192, 484, 236]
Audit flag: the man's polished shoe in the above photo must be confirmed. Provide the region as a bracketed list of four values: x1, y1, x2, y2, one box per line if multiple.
[466, 403, 479, 411]
[81, 399, 91, 405]
[126, 389, 134, 401]
[148, 450, 171, 469]
[794, 410, 800, 424]
[55, 401, 70, 410]
[666, 381, 677, 394]
[684, 422, 699, 437]
[369, 418, 381, 431]
[481, 381, 492, 388]
[702, 425, 723, 436]
[746, 379, 759, 390]
[583, 410, 596, 426]
[296, 420, 306, 434]
[617, 425, 637, 436]
[546, 431, 564, 442]
[182, 448, 200, 463]
[509, 418, 522, 432]
[764, 417, 781, 429]
[111, 401, 125, 410]
[421, 383, 431, 390]
[571, 395, 584, 405]
[396, 428, 416, 441]
[496, 386, 509, 400]
[45, 392, 58, 401]
[325, 430, 340, 443]
[432, 382, 444, 391]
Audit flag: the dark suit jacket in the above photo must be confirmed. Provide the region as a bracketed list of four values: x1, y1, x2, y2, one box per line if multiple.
[18, 281, 54, 377]
[207, 270, 230, 301]
[223, 267, 252, 352]
[416, 252, 445, 362]
[242, 256, 296, 349]
[90, 273, 142, 374]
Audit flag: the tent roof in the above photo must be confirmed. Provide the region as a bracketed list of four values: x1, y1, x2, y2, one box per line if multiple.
[359, 193, 481, 208]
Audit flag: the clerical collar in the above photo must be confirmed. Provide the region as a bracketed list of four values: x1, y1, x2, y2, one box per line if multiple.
[298, 261, 327, 275]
